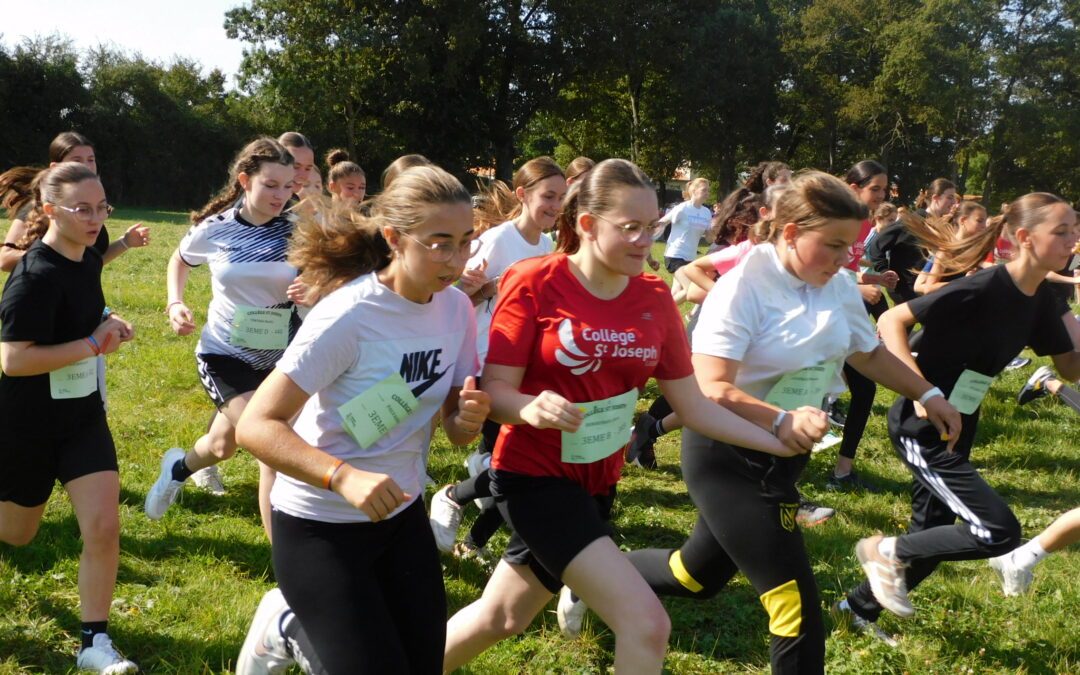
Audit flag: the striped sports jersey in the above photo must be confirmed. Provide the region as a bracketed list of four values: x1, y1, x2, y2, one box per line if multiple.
[179, 207, 300, 369]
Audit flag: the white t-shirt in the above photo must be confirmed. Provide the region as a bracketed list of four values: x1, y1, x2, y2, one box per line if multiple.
[663, 201, 712, 261]
[468, 220, 553, 365]
[178, 207, 299, 370]
[692, 243, 880, 402]
[272, 272, 478, 524]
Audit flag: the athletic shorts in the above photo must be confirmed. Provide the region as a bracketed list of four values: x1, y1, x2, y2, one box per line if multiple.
[0, 414, 117, 507]
[196, 353, 273, 409]
[491, 470, 615, 593]
[665, 257, 691, 274]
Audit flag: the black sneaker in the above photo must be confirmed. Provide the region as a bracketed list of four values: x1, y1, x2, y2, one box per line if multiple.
[1017, 365, 1054, 405]
[826, 470, 881, 493]
[1005, 356, 1031, 371]
[826, 400, 847, 428]
[626, 414, 659, 469]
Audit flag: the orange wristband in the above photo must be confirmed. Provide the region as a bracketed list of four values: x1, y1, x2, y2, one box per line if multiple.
[323, 459, 345, 490]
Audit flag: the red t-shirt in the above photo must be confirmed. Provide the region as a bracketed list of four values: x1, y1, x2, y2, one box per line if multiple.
[487, 254, 694, 494]
[844, 219, 875, 272]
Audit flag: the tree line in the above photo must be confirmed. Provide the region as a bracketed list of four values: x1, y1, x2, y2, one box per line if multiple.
[2, 0, 1076, 210]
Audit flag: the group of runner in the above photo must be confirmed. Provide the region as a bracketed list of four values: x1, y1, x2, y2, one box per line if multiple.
[1, 130, 1078, 674]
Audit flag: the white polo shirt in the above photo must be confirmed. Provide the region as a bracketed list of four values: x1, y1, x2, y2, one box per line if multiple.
[692, 243, 880, 401]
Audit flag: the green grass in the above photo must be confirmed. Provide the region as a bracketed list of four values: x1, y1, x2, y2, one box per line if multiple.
[1, 208, 1078, 673]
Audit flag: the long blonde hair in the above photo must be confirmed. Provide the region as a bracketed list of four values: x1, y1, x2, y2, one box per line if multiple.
[761, 170, 869, 243]
[288, 165, 470, 301]
[905, 193, 1068, 276]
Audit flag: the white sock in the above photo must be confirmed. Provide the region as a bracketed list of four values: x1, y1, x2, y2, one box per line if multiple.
[1011, 537, 1049, 571]
[837, 598, 852, 612]
[878, 536, 898, 560]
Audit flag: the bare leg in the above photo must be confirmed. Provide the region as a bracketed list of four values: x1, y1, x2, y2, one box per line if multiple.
[1035, 507, 1080, 553]
[0, 500, 47, 546]
[444, 561, 553, 671]
[183, 393, 253, 472]
[561, 537, 670, 673]
[64, 471, 121, 621]
[258, 461, 276, 542]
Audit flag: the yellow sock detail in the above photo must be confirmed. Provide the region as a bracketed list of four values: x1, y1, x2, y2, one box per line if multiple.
[759, 579, 802, 637]
[669, 550, 704, 593]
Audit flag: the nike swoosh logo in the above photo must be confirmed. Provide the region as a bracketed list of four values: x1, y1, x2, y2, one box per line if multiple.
[410, 366, 451, 398]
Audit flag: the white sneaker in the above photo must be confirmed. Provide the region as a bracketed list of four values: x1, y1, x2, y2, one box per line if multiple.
[429, 485, 463, 553]
[855, 535, 914, 618]
[76, 633, 138, 673]
[989, 553, 1034, 596]
[144, 448, 187, 520]
[236, 588, 294, 675]
[464, 451, 494, 510]
[557, 586, 587, 638]
[191, 465, 226, 496]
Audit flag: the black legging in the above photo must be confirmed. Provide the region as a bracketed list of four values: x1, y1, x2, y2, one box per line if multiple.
[271, 501, 446, 674]
[846, 401, 1021, 622]
[1058, 384, 1080, 414]
[838, 362, 876, 460]
[627, 430, 824, 674]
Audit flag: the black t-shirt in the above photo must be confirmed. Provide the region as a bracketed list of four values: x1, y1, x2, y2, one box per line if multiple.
[94, 225, 110, 257]
[908, 265, 1072, 403]
[867, 220, 926, 302]
[0, 240, 106, 435]
[1047, 254, 1077, 314]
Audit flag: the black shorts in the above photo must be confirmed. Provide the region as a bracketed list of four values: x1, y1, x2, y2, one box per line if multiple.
[0, 414, 117, 507]
[491, 470, 615, 593]
[665, 257, 691, 274]
[196, 353, 273, 409]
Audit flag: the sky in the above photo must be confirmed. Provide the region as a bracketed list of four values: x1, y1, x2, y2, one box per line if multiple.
[2, 0, 249, 86]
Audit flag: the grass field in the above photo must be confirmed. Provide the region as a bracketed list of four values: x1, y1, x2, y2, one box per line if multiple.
[1, 207, 1078, 674]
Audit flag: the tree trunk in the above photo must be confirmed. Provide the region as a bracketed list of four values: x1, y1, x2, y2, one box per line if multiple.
[493, 136, 516, 183]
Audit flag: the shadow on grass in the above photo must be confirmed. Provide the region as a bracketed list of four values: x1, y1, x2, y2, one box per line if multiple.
[118, 481, 261, 520]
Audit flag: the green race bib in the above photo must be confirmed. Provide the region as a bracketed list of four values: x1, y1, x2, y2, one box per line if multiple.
[49, 356, 98, 400]
[561, 388, 639, 464]
[764, 361, 838, 411]
[338, 372, 420, 449]
[948, 369, 994, 415]
[230, 305, 291, 350]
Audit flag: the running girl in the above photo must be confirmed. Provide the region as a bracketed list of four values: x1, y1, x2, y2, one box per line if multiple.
[234, 165, 489, 674]
[0, 162, 137, 673]
[1, 131, 150, 272]
[145, 138, 299, 537]
[621, 171, 959, 673]
[325, 148, 366, 206]
[659, 177, 711, 272]
[837, 193, 1080, 639]
[278, 132, 315, 194]
[429, 156, 566, 553]
[442, 159, 804, 674]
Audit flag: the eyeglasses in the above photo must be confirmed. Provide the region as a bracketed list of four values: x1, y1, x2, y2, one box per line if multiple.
[592, 213, 663, 244]
[54, 204, 114, 222]
[400, 232, 481, 263]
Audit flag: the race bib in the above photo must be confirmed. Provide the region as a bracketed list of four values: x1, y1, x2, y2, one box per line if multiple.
[230, 305, 290, 350]
[765, 362, 838, 411]
[561, 389, 638, 464]
[338, 373, 420, 449]
[49, 356, 98, 400]
[948, 369, 994, 415]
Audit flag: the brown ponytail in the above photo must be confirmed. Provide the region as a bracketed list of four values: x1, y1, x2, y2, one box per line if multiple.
[555, 159, 654, 255]
[289, 165, 470, 301]
[191, 138, 294, 224]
